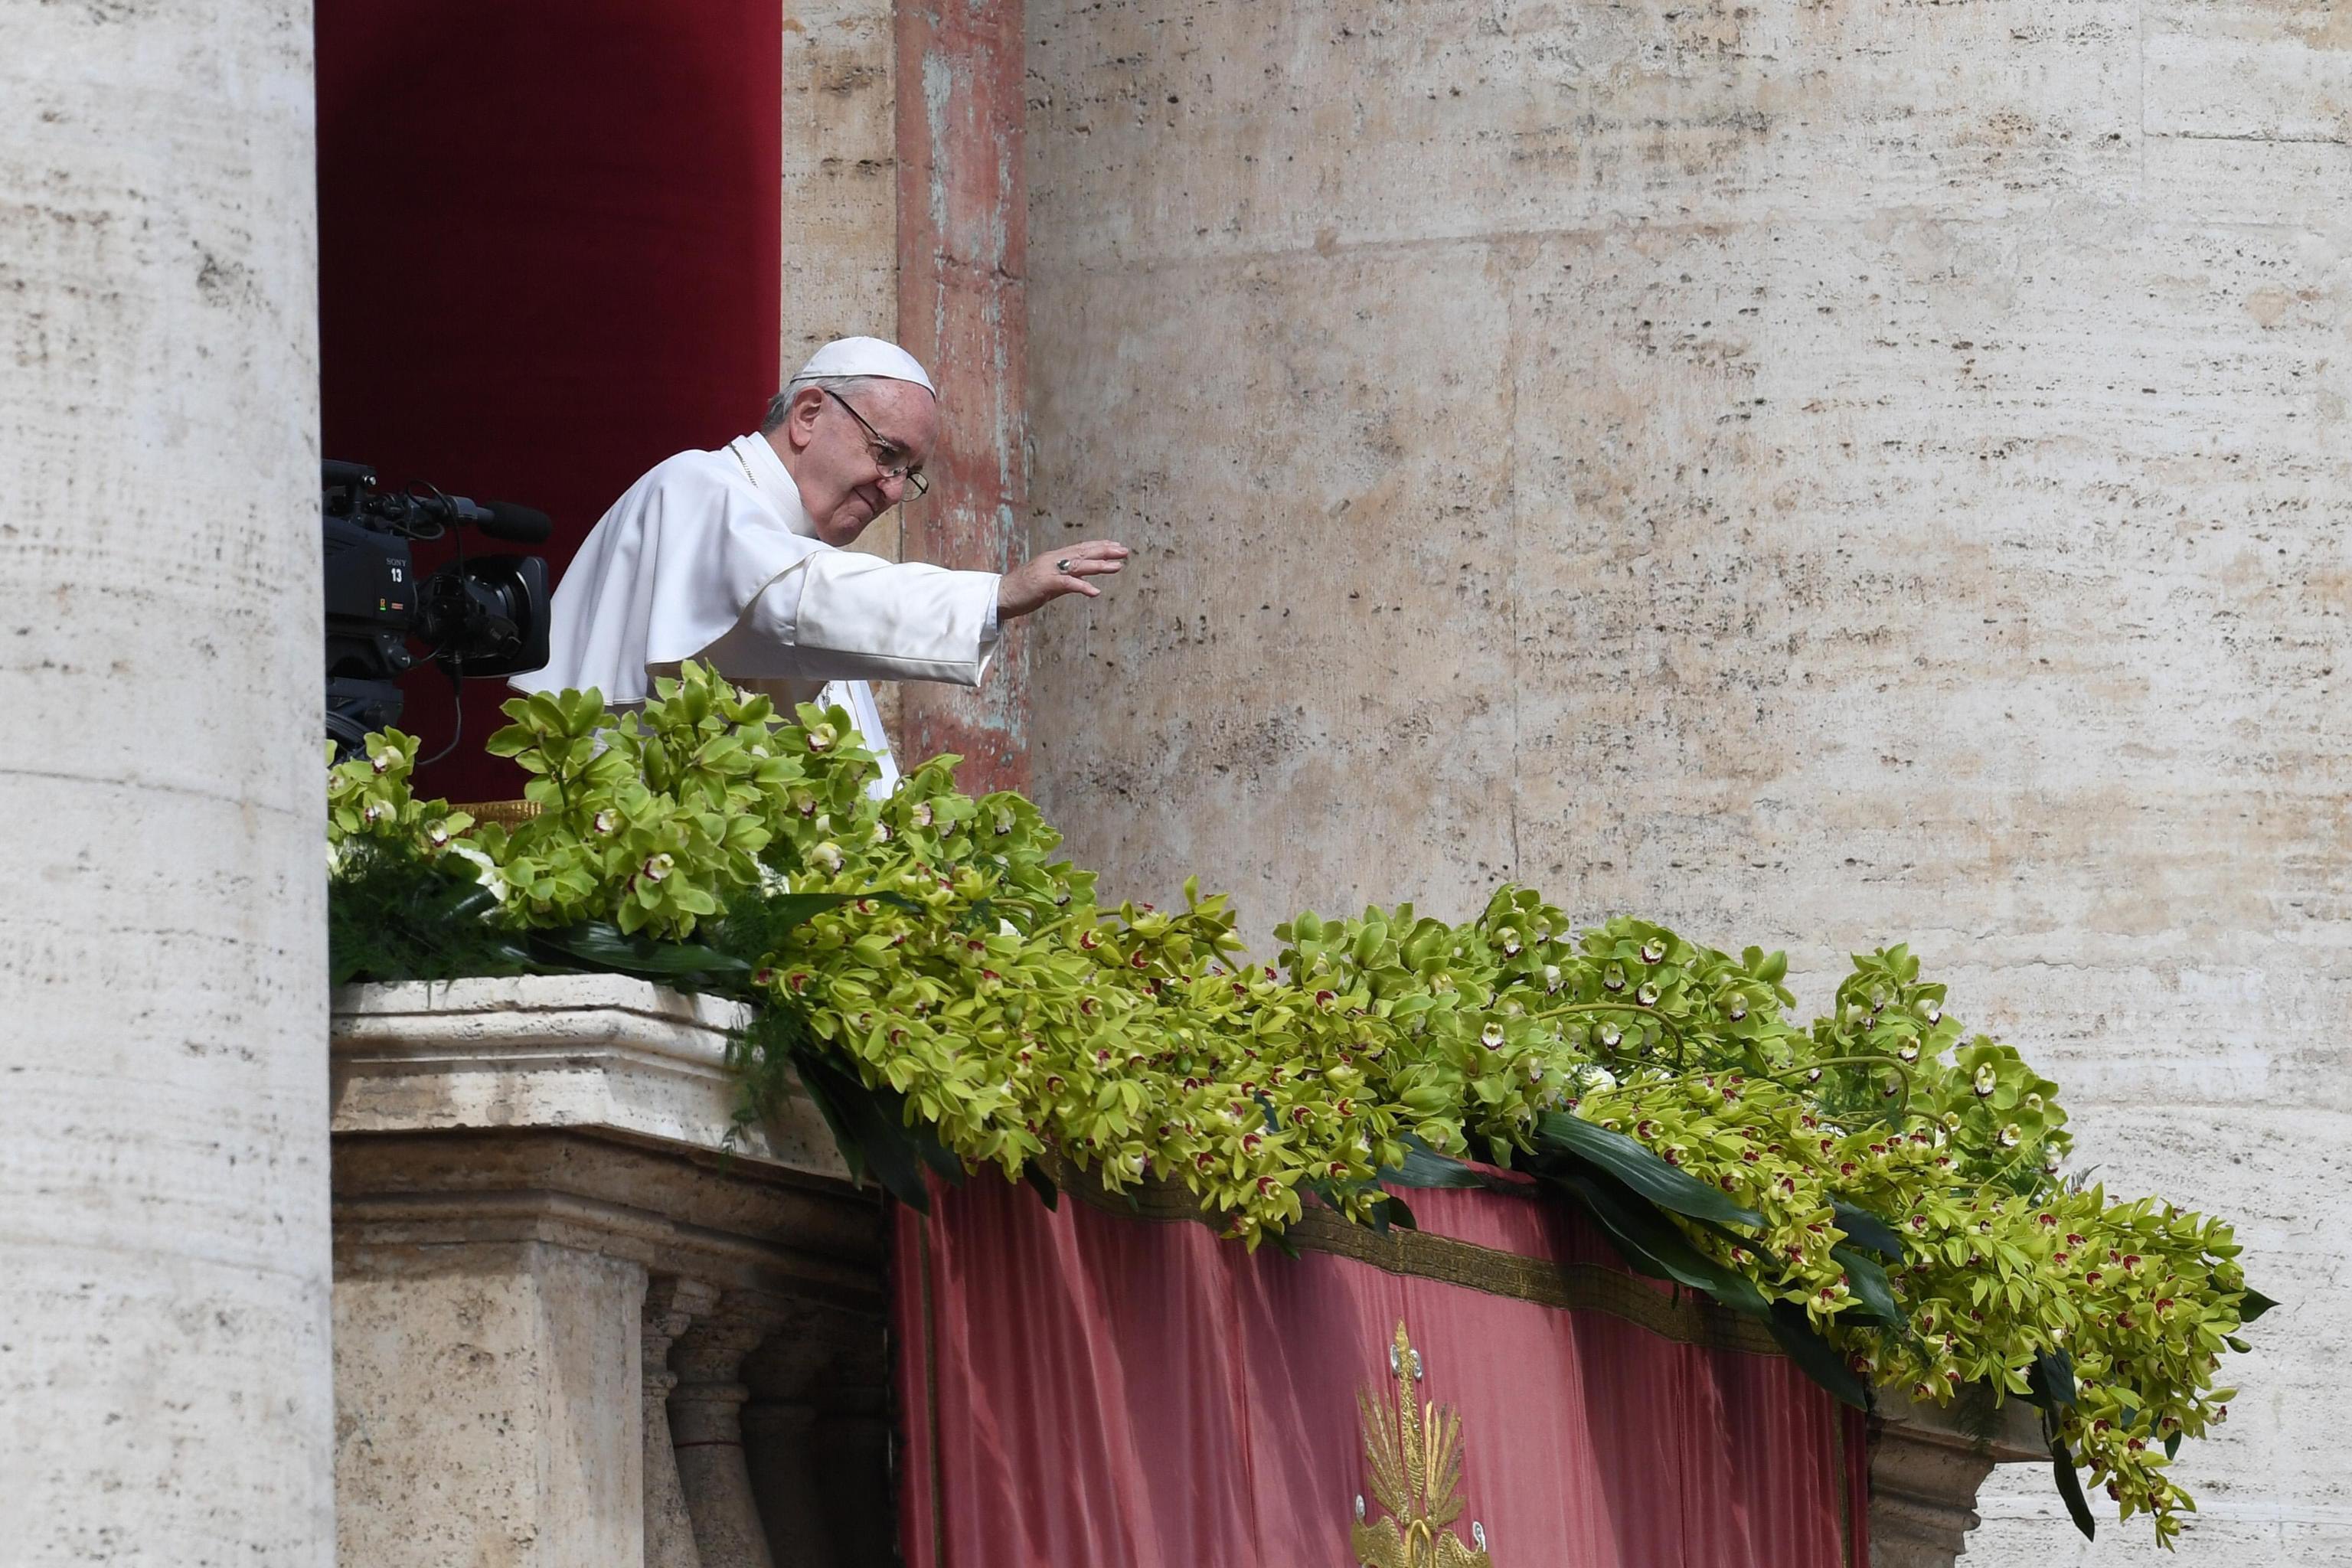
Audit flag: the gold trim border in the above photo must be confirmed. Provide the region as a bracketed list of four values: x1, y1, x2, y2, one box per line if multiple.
[453, 799, 543, 828]
[1063, 1171, 1779, 1356]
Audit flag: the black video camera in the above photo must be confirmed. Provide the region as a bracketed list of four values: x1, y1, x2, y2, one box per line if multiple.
[323, 459, 552, 759]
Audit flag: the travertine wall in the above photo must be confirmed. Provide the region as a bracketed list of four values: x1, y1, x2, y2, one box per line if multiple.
[1024, 2, 2349, 1562]
[0, 3, 332, 1563]
[784, 0, 900, 561]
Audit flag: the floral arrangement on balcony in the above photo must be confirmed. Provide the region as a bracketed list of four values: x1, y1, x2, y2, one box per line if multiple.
[325, 662, 2269, 1546]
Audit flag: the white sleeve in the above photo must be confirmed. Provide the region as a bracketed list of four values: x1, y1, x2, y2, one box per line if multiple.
[704, 550, 1004, 688]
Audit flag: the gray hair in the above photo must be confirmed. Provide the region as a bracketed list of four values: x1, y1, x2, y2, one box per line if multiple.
[760, 374, 887, 434]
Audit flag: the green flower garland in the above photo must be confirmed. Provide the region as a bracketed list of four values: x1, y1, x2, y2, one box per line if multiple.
[326, 662, 2267, 1545]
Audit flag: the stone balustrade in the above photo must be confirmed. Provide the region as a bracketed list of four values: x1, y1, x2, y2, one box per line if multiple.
[329, 975, 2048, 1567]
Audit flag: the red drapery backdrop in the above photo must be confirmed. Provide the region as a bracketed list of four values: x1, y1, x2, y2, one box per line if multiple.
[315, 1, 782, 803]
[895, 1178, 1870, 1568]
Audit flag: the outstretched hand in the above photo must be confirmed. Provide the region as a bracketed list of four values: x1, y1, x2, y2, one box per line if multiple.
[997, 540, 1130, 621]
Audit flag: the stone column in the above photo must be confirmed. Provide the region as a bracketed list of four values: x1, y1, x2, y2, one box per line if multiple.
[671, 1293, 792, 1568]
[0, 3, 330, 1565]
[645, 1276, 723, 1568]
[740, 1303, 887, 1566]
[740, 1403, 839, 1568]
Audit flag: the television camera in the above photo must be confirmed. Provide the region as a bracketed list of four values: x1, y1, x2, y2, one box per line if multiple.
[323, 459, 552, 760]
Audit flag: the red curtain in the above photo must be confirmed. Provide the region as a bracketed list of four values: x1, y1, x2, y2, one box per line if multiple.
[315, 1, 782, 802]
[894, 1178, 1869, 1568]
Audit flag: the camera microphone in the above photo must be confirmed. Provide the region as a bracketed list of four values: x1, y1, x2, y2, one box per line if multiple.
[448, 496, 553, 544]
[412, 492, 553, 544]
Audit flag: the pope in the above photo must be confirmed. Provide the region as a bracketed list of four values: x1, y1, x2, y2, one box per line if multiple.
[512, 335, 1126, 787]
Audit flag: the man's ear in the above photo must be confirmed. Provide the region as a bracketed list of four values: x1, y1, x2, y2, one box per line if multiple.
[783, 388, 821, 452]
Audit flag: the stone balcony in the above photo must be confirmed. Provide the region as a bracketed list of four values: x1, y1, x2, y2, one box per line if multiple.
[329, 975, 2046, 1568]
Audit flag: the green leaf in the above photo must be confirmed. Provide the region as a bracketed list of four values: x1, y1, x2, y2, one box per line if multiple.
[2237, 1285, 2278, 1324]
[2027, 1348, 2078, 1410]
[1022, 1162, 1060, 1210]
[1376, 1137, 1491, 1191]
[327, 842, 537, 985]
[792, 1049, 933, 1210]
[1831, 1244, 1902, 1326]
[1547, 1166, 1770, 1318]
[911, 1117, 967, 1184]
[2045, 1415, 2098, 1542]
[1534, 1112, 1764, 1230]
[1831, 1199, 1907, 1260]
[531, 923, 750, 988]
[1766, 1300, 1872, 1411]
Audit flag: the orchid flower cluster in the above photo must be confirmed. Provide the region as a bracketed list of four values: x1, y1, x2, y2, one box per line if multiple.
[325, 662, 2259, 1544]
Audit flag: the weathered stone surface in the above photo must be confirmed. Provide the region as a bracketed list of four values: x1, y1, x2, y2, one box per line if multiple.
[645, 1276, 723, 1568]
[1871, 1393, 2047, 1568]
[335, 1240, 648, 1568]
[332, 973, 848, 1178]
[783, 0, 902, 580]
[330, 978, 888, 1566]
[0, 2, 332, 1563]
[671, 1294, 792, 1568]
[1025, 1, 2351, 1561]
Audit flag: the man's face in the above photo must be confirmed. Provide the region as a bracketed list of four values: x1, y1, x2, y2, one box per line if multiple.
[774, 380, 940, 547]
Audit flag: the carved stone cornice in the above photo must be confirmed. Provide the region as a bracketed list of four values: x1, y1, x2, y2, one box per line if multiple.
[331, 973, 846, 1177]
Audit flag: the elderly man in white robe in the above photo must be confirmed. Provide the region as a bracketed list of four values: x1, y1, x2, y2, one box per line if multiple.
[514, 337, 1125, 789]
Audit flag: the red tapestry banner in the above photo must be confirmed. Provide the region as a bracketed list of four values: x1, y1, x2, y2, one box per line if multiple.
[893, 1176, 1869, 1568]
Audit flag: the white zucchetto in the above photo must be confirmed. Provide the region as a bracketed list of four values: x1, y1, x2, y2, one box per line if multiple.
[789, 335, 936, 396]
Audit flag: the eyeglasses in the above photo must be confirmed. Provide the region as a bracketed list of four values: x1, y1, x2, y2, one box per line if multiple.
[822, 387, 929, 498]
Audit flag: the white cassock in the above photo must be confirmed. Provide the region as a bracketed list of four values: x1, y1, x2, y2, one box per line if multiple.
[511, 431, 1001, 792]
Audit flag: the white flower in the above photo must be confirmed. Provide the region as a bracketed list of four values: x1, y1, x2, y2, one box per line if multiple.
[640, 853, 675, 883]
[446, 843, 507, 901]
[592, 808, 619, 835]
[808, 841, 843, 874]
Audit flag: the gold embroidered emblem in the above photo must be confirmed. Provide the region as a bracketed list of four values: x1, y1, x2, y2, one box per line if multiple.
[1351, 1321, 1493, 1568]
